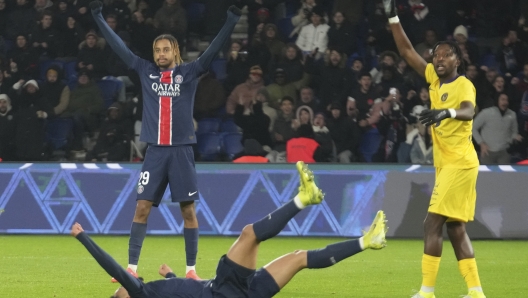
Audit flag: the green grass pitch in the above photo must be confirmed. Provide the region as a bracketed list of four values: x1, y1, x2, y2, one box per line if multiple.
[1, 235, 526, 297]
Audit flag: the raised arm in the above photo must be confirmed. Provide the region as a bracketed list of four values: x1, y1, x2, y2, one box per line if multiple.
[197, 6, 241, 70]
[90, 1, 138, 69]
[382, 0, 427, 76]
[72, 224, 143, 296]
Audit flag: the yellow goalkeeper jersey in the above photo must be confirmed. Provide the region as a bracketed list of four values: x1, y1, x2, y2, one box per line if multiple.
[425, 63, 479, 169]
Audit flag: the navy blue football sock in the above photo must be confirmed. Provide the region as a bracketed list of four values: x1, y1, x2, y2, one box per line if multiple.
[253, 199, 301, 242]
[307, 239, 363, 269]
[183, 228, 199, 266]
[128, 222, 147, 265]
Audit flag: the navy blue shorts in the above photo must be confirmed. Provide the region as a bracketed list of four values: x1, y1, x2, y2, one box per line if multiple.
[210, 255, 280, 298]
[136, 145, 198, 206]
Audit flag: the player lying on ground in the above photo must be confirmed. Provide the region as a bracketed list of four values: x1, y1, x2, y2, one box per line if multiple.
[71, 162, 388, 298]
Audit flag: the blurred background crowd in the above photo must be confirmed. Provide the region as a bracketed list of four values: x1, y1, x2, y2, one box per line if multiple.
[0, 0, 527, 164]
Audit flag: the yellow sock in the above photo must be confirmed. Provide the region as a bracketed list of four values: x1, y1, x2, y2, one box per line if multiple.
[421, 254, 441, 289]
[458, 258, 482, 289]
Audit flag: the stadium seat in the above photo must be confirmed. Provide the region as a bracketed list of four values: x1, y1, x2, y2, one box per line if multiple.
[359, 128, 382, 162]
[210, 59, 227, 82]
[219, 118, 239, 133]
[480, 54, 498, 69]
[221, 132, 243, 160]
[96, 79, 123, 108]
[197, 132, 222, 161]
[39, 60, 64, 81]
[63, 60, 78, 82]
[197, 118, 221, 134]
[46, 118, 73, 150]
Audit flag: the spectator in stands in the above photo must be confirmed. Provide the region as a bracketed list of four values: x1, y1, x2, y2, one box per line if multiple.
[312, 112, 334, 162]
[467, 64, 494, 112]
[12, 80, 51, 161]
[103, 0, 132, 29]
[31, 11, 64, 59]
[333, 0, 361, 25]
[404, 110, 433, 164]
[62, 16, 85, 58]
[473, 93, 522, 164]
[86, 102, 132, 162]
[255, 87, 277, 132]
[226, 65, 265, 115]
[293, 105, 314, 133]
[129, 9, 156, 60]
[376, 64, 405, 97]
[296, 6, 329, 56]
[239, 0, 281, 43]
[271, 96, 296, 154]
[103, 14, 120, 34]
[73, 0, 94, 31]
[234, 92, 273, 149]
[399, 0, 439, 45]
[40, 65, 70, 118]
[369, 50, 399, 84]
[266, 68, 309, 109]
[327, 11, 356, 56]
[259, 24, 285, 63]
[290, 0, 316, 38]
[224, 40, 250, 95]
[153, 0, 187, 51]
[496, 30, 527, 77]
[34, 0, 53, 13]
[0, 0, 7, 37]
[511, 63, 528, 101]
[0, 69, 13, 95]
[453, 25, 479, 66]
[63, 70, 104, 152]
[247, 24, 272, 77]
[304, 48, 348, 112]
[326, 102, 359, 163]
[5, 0, 38, 40]
[296, 86, 320, 114]
[414, 29, 438, 63]
[489, 75, 518, 112]
[269, 43, 304, 84]
[194, 72, 226, 120]
[286, 124, 324, 163]
[371, 22, 399, 55]
[7, 34, 39, 80]
[54, 0, 74, 32]
[0, 94, 16, 161]
[77, 31, 107, 79]
[347, 72, 378, 121]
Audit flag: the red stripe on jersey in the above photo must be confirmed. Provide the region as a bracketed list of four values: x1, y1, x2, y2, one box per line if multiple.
[158, 71, 173, 145]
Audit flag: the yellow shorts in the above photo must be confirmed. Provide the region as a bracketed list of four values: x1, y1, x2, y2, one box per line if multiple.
[428, 166, 478, 222]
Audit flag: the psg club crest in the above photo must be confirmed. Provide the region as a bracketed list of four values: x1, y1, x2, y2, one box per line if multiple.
[175, 75, 183, 84]
[441, 92, 449, 102]
[137, 185, 144, 194]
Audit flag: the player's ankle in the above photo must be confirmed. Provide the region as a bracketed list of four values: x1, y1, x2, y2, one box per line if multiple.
[128, 264, 138, 272]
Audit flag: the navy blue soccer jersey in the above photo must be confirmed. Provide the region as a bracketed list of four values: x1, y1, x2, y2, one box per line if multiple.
[131, 60, 204, 145]
[92, 8, 240, 146]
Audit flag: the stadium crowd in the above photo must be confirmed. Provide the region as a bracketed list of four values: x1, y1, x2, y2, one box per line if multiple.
[0, 0, 527, 164]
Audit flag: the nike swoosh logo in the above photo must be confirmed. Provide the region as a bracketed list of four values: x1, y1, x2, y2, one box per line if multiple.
[149, 74, 159, 79]
[188, 191, 197, 196]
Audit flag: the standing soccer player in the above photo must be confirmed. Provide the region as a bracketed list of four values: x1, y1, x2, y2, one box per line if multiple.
[89, 1, 241, 281]
[381, 0, 485, 297]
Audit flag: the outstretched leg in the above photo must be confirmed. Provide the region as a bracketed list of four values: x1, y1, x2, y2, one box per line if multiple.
[447, 221, 485, 298]
[227, 161, 324, 270]
[71, 223, 143, 297]
[127, 200, 152, 271]
[254, 211, 388, 295]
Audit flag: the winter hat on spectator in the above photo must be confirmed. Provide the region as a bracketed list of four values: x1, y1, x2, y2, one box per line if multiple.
[274, 68, 286, 77]
[330, 101, 342, 111]
[23, 80, 39, 90]
[85, 31, 98, 39]
[453, 25, 468, 39]
[256, 87, 270, 102]
[257, 8, 270, 18]
[78, 69, 93, 79]
[249, 65, 263, 75]
[0, 94, 10, 104]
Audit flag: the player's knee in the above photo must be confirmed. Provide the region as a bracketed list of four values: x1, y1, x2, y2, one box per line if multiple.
[134, 202, 152, 221]
[240, 224, 257, 241]
[291, 250, 308, 267]
[180, 202, 197, 222]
